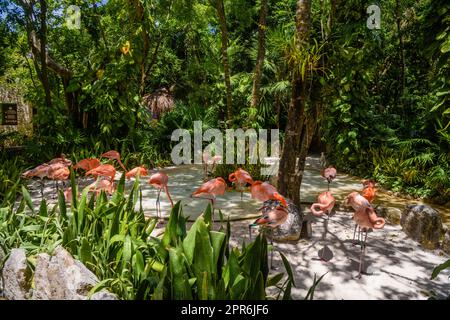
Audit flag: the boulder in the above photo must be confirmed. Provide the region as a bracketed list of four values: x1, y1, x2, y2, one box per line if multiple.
[441, 229, 450, 255]
[262, 200, 304, 242]
[32, 246, 100, 300]
[90, 290, 118, 300]
[375, 206, 402, 225]
[3, 248, 30, 300]
[400, 204, 445, 250]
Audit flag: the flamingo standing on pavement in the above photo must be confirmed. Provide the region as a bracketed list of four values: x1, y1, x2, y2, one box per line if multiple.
[21, 164, 50, 198]
[249, 205, 288, 269]
[87, 179, 115, 196]
[202, 151, 222, 180]
[320, 166, 337, 191]
[148, 172, 174, 222]
[310, 191, 336, 261]
[47, 164, 70, 193]
[361, 180, 377, 203]
[350, 180, 378, 244]
[73, 158, 101, 172]
[228, 168, 254, 200]
[48, 154, 72, 167]
[250, 181, 287, 207]
[101, 150, 127, 172]
[85, 164, 116, 183]
[191, 177, 227, 222]
[125, 166, 148, 180]
[344, 191, 385, 278]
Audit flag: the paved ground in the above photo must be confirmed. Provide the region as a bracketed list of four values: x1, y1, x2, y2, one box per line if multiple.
[22, 156, 450, 300]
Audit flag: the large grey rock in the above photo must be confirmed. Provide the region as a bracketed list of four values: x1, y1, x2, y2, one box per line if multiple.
[3, 248, 30, 300]
[441, 229, 450, 255]
[375, 206, 402, 225]
[90, 290, 118, 300]
[400, 204, 445, 250]
[262, 200, 304, 242]
[31, 246, 115, 300]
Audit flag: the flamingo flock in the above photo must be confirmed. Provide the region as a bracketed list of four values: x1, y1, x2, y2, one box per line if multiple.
[22, 151, 385, 278]
[310, 162, 385, 278]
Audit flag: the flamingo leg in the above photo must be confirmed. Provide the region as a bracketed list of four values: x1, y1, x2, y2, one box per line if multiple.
[357, 229, 368, 278]
[248, 225, 253, 240]
[352, 224, 358, 246]
[270, 229, 275, 270]
[40, 179, 45, 199]
[358, 227, 362, 250]
[156, 189, 161, 220]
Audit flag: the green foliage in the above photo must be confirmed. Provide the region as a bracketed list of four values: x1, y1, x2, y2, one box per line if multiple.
[0, 173, 297, 300]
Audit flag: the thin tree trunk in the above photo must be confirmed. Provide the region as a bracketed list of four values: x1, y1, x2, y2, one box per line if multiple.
[18, 0, 80, 126]
[38, 0, 52, 109]
[250, 0, 268, 110]
[395, 0, 405, 99]
[277, 0, 311, 206]
[216, 0, 233, 123]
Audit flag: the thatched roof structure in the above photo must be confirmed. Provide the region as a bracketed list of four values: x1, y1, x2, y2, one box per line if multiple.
[142, 86, 175, 119]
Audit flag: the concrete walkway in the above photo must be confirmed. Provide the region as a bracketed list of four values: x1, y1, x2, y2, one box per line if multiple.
[21, 156, 450, 300]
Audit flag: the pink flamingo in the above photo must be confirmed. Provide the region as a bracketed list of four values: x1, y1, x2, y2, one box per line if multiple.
[126, 166, 148, 180]
[148, 172, 174, 221]
[85, 164, 116, 183]
[21, 164, 50, 198]
[191, 177, 226, 221]
[73, 158, 101, 172]
[228, 168, 254, 200]
[344, 192, 385, 278]
[310, 191, 336, 261]
[320, 166, 337, 191]
[250, 181, 287, 207]
[249, 205, 288, 269]
[101, 150, 127, 172]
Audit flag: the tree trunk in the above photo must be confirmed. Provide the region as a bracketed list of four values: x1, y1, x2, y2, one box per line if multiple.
[18, 0, 81, 127]
[38, 0, 52, 109]
[216, 0, 233, 123]
[250, 0, 268, 110]
[277, 0, 311, 206]
[395, 0, 405, 99]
